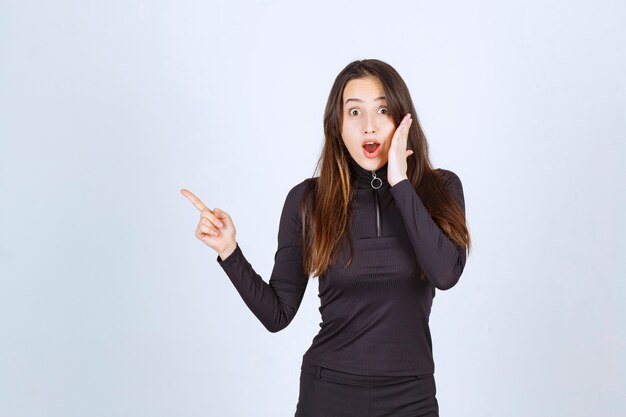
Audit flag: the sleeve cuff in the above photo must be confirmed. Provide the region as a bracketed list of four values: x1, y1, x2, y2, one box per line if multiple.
[389, 178, 412, 193]
[216, 242, 242, 265]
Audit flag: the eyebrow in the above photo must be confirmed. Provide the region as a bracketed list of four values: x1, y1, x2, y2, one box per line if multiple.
[344, 96, 386, 106]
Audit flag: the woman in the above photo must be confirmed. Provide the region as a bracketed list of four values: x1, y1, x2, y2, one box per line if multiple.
[181, 59, 471, 417]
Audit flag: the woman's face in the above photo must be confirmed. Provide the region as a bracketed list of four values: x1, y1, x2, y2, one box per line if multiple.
[340, 76, 396, 172]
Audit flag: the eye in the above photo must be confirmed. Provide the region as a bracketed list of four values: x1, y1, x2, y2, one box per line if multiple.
[349, 108, 361, 116]
[378, 107, 388, 115]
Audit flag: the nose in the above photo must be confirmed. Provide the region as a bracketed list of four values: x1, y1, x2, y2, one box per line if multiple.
[364, 113, 376, 134]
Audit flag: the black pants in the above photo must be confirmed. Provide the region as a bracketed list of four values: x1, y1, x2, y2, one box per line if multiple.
[294, 362, 439, 417]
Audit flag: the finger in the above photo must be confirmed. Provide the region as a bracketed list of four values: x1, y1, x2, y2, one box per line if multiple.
[392, 123, 409, 149]
[180, 188, 209, 212]
[195, 227, 213, 241]
[399, 113, 411, 127]
[199, 221, 219, 236]
[201, 215, 223, 230]
[212, 207, 230, 222]
[200, 209, 224, 228]
[397, 114, 411, 132]
[402, 116, 412, 131]
[399, 117, 412, 146]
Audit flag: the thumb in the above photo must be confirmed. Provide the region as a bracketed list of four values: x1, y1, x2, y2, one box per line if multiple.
[213, 207, 229, 220]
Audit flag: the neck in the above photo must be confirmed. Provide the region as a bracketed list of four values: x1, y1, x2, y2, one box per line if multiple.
[347, 156, 389, 189]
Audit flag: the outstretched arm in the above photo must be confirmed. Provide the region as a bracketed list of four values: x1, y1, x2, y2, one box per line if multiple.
[216, 180, 311, 332]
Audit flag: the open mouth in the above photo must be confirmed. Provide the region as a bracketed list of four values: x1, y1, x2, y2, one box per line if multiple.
[362, 141, 381, 158]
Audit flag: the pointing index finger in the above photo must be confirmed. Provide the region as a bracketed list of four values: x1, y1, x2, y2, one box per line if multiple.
[180, 188, 209, 212]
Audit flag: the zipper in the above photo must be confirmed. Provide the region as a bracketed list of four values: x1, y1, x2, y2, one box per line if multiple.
[371, 171, 383, 237]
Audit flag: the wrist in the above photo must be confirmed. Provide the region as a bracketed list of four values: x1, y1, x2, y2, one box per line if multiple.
[218, 242, 237, 261]
[389, 176, 408, 187]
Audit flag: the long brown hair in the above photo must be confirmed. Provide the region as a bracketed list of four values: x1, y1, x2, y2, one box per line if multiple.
[300, 59, 471, 278]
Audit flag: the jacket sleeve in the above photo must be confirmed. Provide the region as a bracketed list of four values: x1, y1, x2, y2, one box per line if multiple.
[389, 170, 467, 290]
[216, 180, 311, 332]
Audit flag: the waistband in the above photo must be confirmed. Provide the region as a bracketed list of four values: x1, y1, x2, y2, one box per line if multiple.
[300, 360, 425, 387]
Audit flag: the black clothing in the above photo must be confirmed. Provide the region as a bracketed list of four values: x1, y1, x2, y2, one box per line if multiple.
[217, 158, 466, 376]
[294, 361, 438, 417]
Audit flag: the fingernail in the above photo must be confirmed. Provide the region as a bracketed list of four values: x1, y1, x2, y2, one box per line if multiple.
[218, 221, 224, 227]
[213, 231, 219, 236]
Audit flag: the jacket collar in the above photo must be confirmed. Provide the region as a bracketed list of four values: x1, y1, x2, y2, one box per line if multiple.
[347, 155, 389, 190]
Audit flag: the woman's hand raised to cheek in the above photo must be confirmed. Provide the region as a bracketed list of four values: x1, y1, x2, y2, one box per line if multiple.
[180, 188, 238, 260]
[387, 113, 414, 187]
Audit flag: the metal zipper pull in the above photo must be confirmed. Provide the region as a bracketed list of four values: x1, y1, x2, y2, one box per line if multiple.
[371, 171, 382, 237]
[370, 171, 383, 189]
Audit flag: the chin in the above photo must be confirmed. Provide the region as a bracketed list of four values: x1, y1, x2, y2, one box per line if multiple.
[359, 158, 386, 171]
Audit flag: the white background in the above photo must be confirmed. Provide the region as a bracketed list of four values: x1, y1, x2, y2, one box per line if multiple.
[1, 0, 625, 416]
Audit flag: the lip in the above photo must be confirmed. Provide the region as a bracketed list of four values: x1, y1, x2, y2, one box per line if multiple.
[362, 139, 382, 159]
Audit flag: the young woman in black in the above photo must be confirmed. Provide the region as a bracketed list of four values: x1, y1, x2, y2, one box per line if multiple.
[181, 59, 471, 417]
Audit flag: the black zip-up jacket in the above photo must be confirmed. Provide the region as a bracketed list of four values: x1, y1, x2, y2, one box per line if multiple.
[217, 158, 467, 376]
